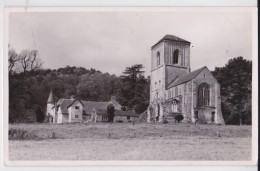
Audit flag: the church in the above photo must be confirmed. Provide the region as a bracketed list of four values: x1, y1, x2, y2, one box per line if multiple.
[147, 35, 225, 124]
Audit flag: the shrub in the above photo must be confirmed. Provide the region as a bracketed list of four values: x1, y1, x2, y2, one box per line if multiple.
[116, 120, 123, 123]
[175, 114, 184, 123]
[134, 101, 149, 114]
[163, 119, 168, 124]
[9, 129, 38, 140]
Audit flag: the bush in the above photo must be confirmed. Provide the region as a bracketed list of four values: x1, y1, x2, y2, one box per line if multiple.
[134, 101, 149, 114]
[163, 119, 168, 124]
[9, 129, 39, 140]
[175, 114, 184, 123]
[116, 120, 123, 123]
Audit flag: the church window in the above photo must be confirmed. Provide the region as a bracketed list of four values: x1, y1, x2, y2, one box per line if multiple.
[173, 49, 179, 64]
[172, 100, 178, 112]
[156, 51, 160, 66]
[168, 90, 171, 99]
[75, 106, 79, 109]
[198, 83, 210, 107]
[75, 115, 79, 118]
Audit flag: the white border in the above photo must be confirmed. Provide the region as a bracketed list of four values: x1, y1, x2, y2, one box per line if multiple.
[2, 6, 258, 167]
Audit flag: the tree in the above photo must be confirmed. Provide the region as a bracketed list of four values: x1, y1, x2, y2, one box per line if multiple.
[9, 46, 43, 123]
[175, 114, 184, 123]
[35, 107, 44, 123]
[212, 57, 252, 125]
[107, 104, 115, 123]
[119, 64, 149, 114]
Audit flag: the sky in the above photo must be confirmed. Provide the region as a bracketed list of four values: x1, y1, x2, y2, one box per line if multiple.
[9, 10, 253, 77]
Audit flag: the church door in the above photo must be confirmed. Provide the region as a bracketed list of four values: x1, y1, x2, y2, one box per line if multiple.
[195, 111, 198, 120]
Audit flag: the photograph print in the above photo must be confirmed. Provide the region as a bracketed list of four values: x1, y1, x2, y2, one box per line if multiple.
[4, 7, 257, 165]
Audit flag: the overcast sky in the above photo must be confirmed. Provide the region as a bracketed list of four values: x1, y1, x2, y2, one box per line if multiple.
[9, 10, 252, 76]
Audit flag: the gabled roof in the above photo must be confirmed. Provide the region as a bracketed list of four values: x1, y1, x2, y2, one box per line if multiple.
[167, 66, 206, 89]
[152, 34, 191, 49]
[67, 98, 85, 108]
[47, 90, 54, 104]
[56, 99, 74, 114]
[82, 101, 109, 114]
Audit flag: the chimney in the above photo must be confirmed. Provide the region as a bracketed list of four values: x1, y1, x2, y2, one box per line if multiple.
[111, 96, 116, 102]
[70, 95, 75, 100]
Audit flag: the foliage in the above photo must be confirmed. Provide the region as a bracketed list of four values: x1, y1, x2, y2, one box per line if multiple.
[175, 114, 184, 123]
[35, 107, 44, 123]
[134, 101, 149, 115]
[107, 104, 115, 115]
[212, 57, 252, 125]
[119, 64, 150, 113]
[9, 46, 43, 123]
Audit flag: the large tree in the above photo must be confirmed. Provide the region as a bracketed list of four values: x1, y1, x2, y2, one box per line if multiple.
[212, 57, 252, 125]
[119, 64, 149, 114]
[9, 46, 43, 123]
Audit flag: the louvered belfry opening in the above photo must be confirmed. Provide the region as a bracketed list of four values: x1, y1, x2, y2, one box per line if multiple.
[173, 49, 179, 64]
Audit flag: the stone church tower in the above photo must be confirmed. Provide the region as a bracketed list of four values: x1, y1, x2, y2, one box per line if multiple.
[148, 34, 224, 124]
[150, 35, 191, 101]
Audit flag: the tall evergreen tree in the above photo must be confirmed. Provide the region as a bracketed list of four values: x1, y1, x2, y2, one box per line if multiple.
[119, 64, 149, 114]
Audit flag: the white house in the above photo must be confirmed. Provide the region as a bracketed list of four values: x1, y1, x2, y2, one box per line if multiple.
[46, 92, 138, 124]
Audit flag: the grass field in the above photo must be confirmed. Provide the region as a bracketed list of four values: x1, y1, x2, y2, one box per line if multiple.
[8, 123, 252, 161]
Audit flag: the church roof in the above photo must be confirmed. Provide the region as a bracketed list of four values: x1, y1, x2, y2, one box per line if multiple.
[47, 90, 54, 104]
[167, 66, 206, 89]
[151, 34, 191, 49]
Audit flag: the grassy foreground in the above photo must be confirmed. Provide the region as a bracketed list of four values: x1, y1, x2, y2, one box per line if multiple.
[8, 123, 252, 161]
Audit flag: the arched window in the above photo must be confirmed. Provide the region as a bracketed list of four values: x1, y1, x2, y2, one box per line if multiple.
[172, 100, 178, 112]
[198, 83, 210, 107]
[173, 49, 179, 64]
[157, 51, 160, 66]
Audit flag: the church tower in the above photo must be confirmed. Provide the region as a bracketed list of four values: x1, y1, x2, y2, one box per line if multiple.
[150, 34, 191, 103]
[47, 90, 55, 123]
[149, 35, 191, 121]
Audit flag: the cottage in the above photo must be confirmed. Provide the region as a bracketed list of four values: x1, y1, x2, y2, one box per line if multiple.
[46, 93, 138, 124]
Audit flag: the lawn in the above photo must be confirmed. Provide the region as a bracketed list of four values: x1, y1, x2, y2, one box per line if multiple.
[8, 123, 252, 161]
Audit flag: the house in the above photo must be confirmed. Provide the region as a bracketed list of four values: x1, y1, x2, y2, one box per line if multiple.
[46, 93, 138, 124]
[147, 34, 225, 124]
